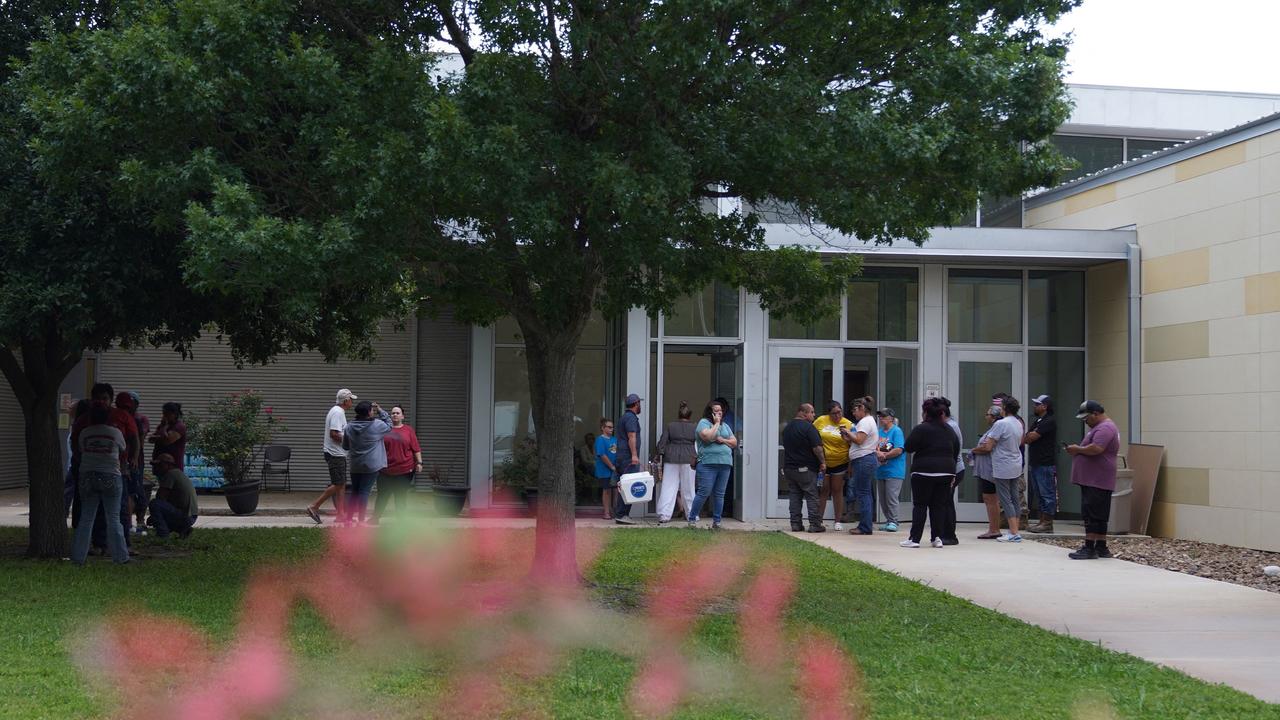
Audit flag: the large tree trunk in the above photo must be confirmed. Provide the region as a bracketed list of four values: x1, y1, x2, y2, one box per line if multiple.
[523, 331, 581, 586]
[23, 386, 66, 558]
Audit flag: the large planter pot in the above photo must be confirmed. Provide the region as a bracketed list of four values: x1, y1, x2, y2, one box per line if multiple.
[222, 480, 261, 516]
[432, 486, 469, 516]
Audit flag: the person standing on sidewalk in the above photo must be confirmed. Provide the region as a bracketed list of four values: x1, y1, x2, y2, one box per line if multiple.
[974, 397, 1025, 543]
[939, 398, 963, 545]
[343, 401, 393, 525]
[899, 398, 959, 549]
[371, 405, 421, 524]
[845, 397, 879, 536]
[781, 403, 825, 533]
[613, 394, 643, 525]
[689, 399, 737, 529]
[306, 388, 355, 524]
[813, 401, 854, 531]
[874, 408, 906, 532]
[594, 419, 618, 519]
[1066, 401, 1120, 560]
[1025, 394, 1059, 534]
[70, 404, 129, 565]
[655, 402, 697, 524]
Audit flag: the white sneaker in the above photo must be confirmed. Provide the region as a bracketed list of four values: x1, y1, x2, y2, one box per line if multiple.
[931, 538, 944, 548]
[899, 539, 920, 548]
[833, 522, 844, 531]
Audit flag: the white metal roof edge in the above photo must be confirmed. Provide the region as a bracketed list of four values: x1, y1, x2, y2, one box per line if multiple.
[762, 224, 1133, 262]
[1026, 110, 1280, 209]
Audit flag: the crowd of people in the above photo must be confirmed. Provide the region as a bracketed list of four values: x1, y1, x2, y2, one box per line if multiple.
[306, 389, 421, 527]
[66, 382, 196, 565]
[779, 391, 1122, 559]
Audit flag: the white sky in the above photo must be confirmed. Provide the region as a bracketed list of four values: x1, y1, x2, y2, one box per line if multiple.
[1048, 0, 1280, 95]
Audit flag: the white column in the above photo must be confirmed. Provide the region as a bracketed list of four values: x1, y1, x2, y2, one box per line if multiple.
[740, 293, 768, 521]
[624, 308, 650, 464]
[468, 324, 495, 509]
[923, 264, 946, 396]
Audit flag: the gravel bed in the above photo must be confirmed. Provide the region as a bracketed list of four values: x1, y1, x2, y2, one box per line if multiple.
[1031, 536, 1280, 594]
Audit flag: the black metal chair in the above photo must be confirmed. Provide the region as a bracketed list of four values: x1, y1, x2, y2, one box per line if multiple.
[261, 445, 292, 491]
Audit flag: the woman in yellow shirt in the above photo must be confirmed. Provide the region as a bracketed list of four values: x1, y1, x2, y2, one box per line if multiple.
[813, 401, 855, 530]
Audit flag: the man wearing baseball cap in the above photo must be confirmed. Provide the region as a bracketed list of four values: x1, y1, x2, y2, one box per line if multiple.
[306, 388, 356, 524]
[1024, 394, 1058, 534]
[1065, 400, 1119, 559]
[613, 393, 643, 525]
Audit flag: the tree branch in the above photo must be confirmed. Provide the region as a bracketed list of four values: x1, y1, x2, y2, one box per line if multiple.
[434, 1, 475, 66]
[544, 0, 563, 72]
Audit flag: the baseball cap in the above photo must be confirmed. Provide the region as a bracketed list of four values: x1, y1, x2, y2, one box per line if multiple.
[114, 391, 137, 410]
[1075, 400, 1105, 419]
[624, 393, 643, 406]
[336, 388, 358, 403]
[875, 408, 895, 418]
[1032, 394, 1051, 406]
[986, 405, 1003, 418]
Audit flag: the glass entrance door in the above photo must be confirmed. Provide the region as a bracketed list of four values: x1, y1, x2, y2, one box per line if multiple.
[767, 346, 841, 518]
[947, 350, 1023, 522]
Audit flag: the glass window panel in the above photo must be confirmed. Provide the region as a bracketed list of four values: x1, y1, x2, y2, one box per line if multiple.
[1051, 134, 1124, 182]
[769, 304, 840, 340]
[1029, 350, 1086, 518]
[947, 269, 1022, 344]
[1126, 138, 1180, 161]
[955, 360, 1013, 506]
[664, 282, 740, 337]
[848, 267, 919, 341]
[775, 357, 832, 500]
[1029, 270, 1085, 347]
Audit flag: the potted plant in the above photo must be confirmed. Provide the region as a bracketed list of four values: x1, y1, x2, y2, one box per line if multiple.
[427, 463, 469, 517]
[493, 436, 540, 513]
[188, 390, 285, 515]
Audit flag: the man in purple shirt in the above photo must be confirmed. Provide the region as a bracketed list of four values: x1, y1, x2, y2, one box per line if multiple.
[1065, 400, 1120, 560]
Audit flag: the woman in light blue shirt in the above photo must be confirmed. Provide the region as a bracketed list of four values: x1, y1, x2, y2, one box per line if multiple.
[687, 400, 737, 529]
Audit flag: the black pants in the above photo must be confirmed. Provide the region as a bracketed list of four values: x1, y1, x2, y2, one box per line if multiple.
[148, 498, 196, 537]
[940, 469, 963, 542]
[909, 473, 954, 543]
[613, 463, 640, 518]
[783, 468, 821, 527]
[373, 472, 414, 520]
[1080, 485, 1113, 535]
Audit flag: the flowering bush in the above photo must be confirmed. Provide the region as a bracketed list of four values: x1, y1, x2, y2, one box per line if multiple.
[187, 390, 285, 486]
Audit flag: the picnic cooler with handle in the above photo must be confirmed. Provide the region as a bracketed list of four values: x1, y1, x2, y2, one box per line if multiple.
[619, 471, 655, 504]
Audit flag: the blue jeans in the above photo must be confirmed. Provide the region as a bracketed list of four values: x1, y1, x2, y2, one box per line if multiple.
[71, 472, 129, 564]
[690, 463, 732, 523]
[1030, 464, 1058, 515]
[347, 471, 379, 522]
[845, 454, 877, 533]
[148, 498, 196, 537]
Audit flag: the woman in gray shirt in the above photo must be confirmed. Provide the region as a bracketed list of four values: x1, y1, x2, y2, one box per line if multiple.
[972, 397, 1026, 542]
[655, 401, 698, 524]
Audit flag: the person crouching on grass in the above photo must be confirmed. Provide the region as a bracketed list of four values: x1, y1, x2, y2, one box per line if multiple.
[148, 453, 198, 539]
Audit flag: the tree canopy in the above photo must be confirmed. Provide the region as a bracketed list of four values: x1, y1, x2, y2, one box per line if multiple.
[7, 0, 1077, 564]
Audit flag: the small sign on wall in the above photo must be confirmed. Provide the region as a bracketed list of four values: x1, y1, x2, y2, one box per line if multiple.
[925, 383, 941, 399]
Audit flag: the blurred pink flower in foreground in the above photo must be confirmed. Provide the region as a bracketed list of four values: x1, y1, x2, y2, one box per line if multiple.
[81, 522, 861, 719]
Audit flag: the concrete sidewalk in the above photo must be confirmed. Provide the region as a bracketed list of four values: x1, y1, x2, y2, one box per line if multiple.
[792, 527, 1280, 704]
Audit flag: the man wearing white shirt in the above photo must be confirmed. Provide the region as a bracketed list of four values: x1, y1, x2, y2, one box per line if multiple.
[306, 388, 356, 524]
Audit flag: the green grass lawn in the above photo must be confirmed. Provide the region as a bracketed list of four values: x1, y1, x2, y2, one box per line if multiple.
[0, 526, 1276, 719]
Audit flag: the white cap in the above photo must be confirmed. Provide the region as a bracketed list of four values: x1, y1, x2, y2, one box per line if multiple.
[336, 388, 358, 403]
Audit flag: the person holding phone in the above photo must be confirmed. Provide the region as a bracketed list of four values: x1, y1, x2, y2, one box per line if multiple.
[1025, 395, 1059, 534]
[688, 400, 738, 529]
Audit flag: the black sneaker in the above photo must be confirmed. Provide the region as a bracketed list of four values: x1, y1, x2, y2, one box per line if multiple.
[1095, 545, 1113, 558]
[807, 525, 827, 533]
[1068, 545, 1098, 560]
[791, 524, 805, 532]
[614, 517, 636, 525]
[941, 538, 959, 546]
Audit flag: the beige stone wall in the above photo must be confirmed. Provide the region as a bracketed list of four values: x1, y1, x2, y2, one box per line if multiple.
[1028, 129, 1280, 551]
[1086, 261, 1129, 459]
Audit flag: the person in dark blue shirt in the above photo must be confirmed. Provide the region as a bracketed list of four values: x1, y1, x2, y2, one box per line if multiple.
[613, 394, 643, 525]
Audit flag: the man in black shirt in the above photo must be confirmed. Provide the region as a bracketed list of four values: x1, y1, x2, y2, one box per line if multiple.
[1025, 394, 1058, 534]
[782, 403, 826, 533]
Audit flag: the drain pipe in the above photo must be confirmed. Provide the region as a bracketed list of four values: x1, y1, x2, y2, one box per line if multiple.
[1127, 242, 1141, 445]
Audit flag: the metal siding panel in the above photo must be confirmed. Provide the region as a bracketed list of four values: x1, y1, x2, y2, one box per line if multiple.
[414, 313, 471, 488]
[0, 379, 26, 489]
[97, 322, 413, 492]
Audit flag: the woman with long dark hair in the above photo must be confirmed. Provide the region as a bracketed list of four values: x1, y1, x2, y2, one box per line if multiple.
[813, 400, 854, 530]
[900, 398, 960, 548]
[688, 399, 737, 529]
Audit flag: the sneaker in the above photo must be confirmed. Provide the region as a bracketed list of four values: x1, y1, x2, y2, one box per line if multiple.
[899, 539, 920, 548]
[882, 522, 898, 532]
[806, 525, 826, 533]
[941, 538, 959, 546]
[931, 538, 944, 548]
[1095, 545, 1113, 559]
[306, 507, 322, 524]
[833, 522, 844, 531]
[711, 522, 722, 531]
[614, 517, 636, 525]
[135, 528, 148, 537]
[687, 519, 698, 528]
[996, 533, 1023, 543]
[791, 524, 805, 532]
[177, 527, 193, 540]
[1069, 545, 1098, 560]
[659, 518, 670, 525]
[849, 529, 872, 535]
